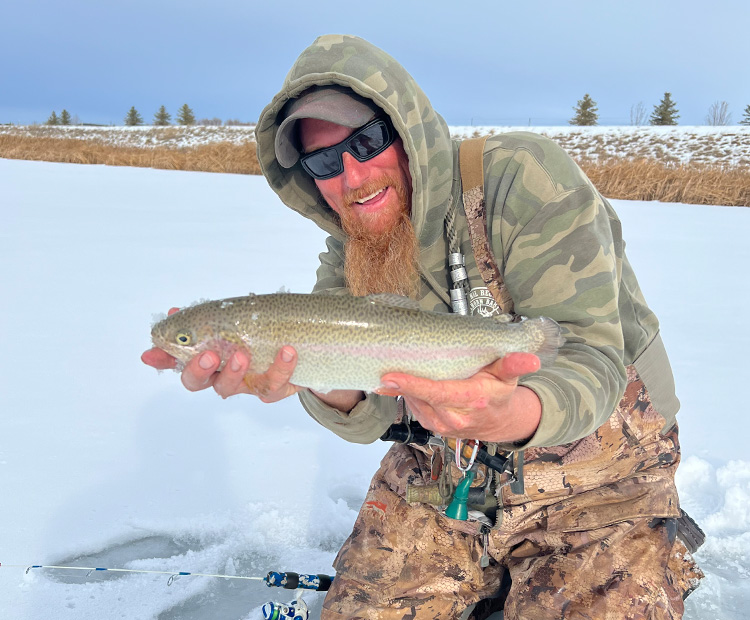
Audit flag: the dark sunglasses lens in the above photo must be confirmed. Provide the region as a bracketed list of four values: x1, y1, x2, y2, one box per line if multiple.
[303, 148, 342, 178]
[347, 122, 390, 158]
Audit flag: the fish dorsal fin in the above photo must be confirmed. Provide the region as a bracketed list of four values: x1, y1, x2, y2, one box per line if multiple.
[366, 294, 421, 311]
[491, 313, 515, 324]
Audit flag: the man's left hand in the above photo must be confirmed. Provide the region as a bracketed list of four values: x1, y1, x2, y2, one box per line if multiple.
[376, 352, 542, 443]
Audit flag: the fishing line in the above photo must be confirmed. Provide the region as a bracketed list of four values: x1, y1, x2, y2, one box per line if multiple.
[1, 562, 263, 585]
[1, 564, 332, 620]
[0, 563, 332, 590]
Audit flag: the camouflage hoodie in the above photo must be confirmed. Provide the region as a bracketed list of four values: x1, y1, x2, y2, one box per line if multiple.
[255, 34, 679, 450]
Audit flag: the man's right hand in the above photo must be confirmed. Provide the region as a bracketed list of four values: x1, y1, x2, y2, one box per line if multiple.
[143, 342, 365, 410]
[141, 308, 303, 402]
[142, 308, 366, 410]
[142, 344, 304, 402]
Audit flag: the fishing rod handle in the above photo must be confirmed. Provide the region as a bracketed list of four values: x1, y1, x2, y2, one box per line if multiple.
[265, 571, 333, 591]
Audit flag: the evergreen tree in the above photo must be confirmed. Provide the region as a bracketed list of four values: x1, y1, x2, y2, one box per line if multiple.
[176, 103, 195, 126]
[740, 104, 750, 126]
[153, 105, 171, 126]
[569, 94, 599, 126]
[46, 111, 59, 126]
[59, 109, 72, 125]
[650, 93, 680, 125]
[124, 106, 144, 126]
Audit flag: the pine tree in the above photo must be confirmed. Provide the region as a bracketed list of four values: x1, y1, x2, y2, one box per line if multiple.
[740, 104, 750, 126]
[46, 111, 59, 126]
[153, 105, 171, 126]
[650, 93, 680, 125]
[569, 94, 599, 126]
[176, 104, 195, 126]
[60, 109, 72, 126]
[124, 106, 144, 126]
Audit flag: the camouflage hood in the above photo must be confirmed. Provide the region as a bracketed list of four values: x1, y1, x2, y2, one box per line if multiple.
[255, 34, 454, 256]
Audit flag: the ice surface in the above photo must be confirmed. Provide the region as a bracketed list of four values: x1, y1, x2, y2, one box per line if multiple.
[1, 158, 748, 618]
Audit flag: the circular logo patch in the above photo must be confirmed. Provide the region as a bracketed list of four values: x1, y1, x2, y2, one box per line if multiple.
[469, 287, 501, 318]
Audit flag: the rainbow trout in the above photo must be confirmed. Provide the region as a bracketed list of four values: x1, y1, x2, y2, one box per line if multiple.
[151, 293, 563, 393]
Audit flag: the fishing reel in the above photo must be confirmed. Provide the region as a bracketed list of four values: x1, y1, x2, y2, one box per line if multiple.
[261, 571, 332, 620]
[261, 592, 309, 620]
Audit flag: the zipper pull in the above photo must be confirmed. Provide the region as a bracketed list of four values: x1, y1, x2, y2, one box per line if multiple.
[479, 527, 490, 568]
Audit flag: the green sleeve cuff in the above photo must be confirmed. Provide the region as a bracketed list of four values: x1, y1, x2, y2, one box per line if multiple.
[297, 390, 399, 444]
[496, 373, 574, 450]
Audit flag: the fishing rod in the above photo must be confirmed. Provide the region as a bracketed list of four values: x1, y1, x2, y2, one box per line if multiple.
[0, 563, 332, 620]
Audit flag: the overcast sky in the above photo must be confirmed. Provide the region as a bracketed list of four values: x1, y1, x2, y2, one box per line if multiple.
[2, 0, 748, 127]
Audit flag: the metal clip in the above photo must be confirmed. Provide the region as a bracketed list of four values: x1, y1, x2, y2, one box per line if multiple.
[438, 448, 454, 501]
[495, 472, 518, 491]
[479, 527, 490, 568]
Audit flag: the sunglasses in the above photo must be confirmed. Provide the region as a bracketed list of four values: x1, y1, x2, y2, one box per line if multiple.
[300, 117, 396, 180]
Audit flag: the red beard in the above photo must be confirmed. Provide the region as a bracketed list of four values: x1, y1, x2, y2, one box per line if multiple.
[338, 174, 419, 298]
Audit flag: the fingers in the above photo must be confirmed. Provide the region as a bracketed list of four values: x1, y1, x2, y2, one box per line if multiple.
[141, 347, 177, 370]
[146, 332, 300, 401]
[377, 374, 479, 409]
[212, 351, 252, 398]
[486, 352, 540, 381]
[245, 346, 299, 402]
[180, 351, 222, 392]
[263, 346, 298, 395]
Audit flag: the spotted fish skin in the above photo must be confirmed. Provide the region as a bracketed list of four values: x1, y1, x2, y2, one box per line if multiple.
[151, 293, 563, 393]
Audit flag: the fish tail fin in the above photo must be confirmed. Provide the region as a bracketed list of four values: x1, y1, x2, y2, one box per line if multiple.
[528, 317, 564, 367]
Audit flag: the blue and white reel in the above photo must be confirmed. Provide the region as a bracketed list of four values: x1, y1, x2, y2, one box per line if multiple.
[261, 589, 309, 620]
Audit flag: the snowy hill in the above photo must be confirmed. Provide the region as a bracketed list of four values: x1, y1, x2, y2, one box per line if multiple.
[2, 124, 750, 167]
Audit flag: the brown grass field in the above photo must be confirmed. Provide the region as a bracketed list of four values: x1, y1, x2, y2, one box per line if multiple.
[580, 158, 750, 207]
[0, 135, 262, 175]
[1, 134, 748, 206]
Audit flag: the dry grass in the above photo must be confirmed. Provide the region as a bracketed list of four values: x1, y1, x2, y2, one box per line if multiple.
[0, 135, 262, 175]
[2, 134, 748, 206]
[580, 158, 750, 207]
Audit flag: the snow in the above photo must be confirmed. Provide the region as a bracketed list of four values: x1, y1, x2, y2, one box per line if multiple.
[1, 158, 749, 619]
[450, 125, 750, 166]
[3, 124, 750, 166]
[0, 125, 258, 149]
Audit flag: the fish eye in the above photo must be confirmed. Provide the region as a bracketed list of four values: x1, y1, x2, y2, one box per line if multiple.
[175, 332, 192, 346]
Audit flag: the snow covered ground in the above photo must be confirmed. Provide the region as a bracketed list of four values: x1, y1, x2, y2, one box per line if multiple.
[0, 125, 258, 149]
[1, 159, 748, 619]
[3, 124, 750, 166]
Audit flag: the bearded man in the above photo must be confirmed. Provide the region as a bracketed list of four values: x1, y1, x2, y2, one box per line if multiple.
[143, 35, 702, 619]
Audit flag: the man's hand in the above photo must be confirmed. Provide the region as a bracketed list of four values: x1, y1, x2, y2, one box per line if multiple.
[376, 352, 542, 444]
[141, 308, 302, 402]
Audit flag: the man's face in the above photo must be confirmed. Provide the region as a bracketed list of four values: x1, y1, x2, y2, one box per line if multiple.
[297, 116, 419, 298]
[298, 117, 412, 237]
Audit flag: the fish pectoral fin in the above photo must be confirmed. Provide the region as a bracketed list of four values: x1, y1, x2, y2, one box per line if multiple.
[366, 293, 421, 311]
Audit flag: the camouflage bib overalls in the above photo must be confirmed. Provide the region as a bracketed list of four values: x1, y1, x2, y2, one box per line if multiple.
[320, 139, 703, 620]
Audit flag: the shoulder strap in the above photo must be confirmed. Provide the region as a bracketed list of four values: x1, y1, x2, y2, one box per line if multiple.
[458, 137, 514, 315]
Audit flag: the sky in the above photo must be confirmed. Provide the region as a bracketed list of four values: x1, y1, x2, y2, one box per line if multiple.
[2, 0, 749, 127]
